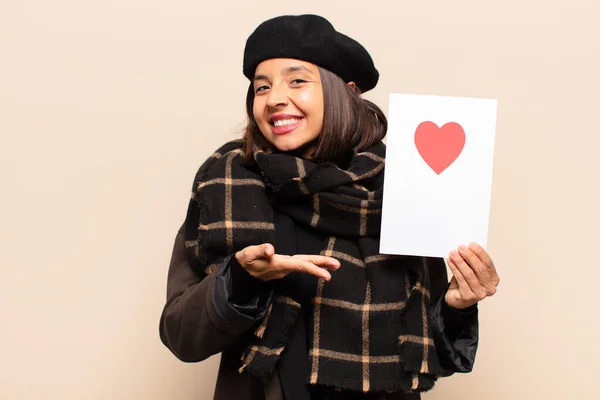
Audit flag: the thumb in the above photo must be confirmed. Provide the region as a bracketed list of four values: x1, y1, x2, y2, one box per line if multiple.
[448, 276, 458, 290]
[255, 243, 275, 259]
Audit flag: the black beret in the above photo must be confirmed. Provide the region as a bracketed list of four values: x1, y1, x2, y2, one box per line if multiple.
[243, 14, 379, 93]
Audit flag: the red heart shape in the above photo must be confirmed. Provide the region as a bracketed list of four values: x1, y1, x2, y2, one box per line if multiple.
[414, 121, 466, 175]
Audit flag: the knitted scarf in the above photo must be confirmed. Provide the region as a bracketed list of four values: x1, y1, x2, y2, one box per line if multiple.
[183, 139, 443, 394]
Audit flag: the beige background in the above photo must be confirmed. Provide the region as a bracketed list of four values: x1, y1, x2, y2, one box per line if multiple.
[1, 0, 599, 399]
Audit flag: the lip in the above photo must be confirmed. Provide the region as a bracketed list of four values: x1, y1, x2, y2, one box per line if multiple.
[269, 114, 304, 136]
[270, 119, 303, 136]
[269, 113, 303, 123]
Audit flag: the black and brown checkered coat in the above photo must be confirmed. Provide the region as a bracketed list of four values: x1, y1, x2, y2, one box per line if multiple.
[180, 139, 450, 395]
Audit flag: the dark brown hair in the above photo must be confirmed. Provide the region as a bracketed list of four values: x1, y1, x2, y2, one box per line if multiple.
[242, 66, 387, 166]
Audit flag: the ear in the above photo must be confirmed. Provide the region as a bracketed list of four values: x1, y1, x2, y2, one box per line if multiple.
[347, 81, 357, 92]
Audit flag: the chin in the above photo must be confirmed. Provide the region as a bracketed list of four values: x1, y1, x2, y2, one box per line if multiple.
[268, 136, 305, 153]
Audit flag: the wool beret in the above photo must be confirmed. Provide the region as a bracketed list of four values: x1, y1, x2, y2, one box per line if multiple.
[243, 14, 379, 93]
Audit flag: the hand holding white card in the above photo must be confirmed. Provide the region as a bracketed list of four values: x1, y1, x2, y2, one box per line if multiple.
[380, 93, 498, 258]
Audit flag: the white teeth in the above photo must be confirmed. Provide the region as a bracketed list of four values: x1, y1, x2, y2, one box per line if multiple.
[273, 118, 300, 127]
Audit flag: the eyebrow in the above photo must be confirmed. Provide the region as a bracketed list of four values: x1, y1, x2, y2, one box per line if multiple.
[253, 65, 314, 82]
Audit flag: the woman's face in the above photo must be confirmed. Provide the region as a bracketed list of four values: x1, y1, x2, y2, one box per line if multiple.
[252, 58, 324, 156]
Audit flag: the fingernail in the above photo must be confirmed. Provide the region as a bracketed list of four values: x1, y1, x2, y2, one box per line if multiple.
[469, 242, 477, 250]
[458, 244, 468, 251]
[450, 250, 459, 259]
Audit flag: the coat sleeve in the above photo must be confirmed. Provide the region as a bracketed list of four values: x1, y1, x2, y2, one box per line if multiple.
[159, 224, 272, 362]
[427, 257, 479, 376]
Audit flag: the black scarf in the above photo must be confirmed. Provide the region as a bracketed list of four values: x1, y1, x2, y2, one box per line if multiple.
[184, 139, 443, 394]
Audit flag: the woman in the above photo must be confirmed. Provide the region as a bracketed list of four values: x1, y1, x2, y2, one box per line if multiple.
[159, 14, 499, 400]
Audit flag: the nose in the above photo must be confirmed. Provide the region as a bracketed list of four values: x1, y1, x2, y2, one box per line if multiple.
[266, 82, 289, 108]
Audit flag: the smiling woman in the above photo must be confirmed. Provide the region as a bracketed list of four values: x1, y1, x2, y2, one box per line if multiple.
[159, 13, 498, 400]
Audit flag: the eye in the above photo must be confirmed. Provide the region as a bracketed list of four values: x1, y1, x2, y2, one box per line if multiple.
[255, 85, 269, 94]
[291, 78, 306, 85]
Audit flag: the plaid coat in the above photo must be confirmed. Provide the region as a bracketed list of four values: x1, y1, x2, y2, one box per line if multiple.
[159, 140, 479, 399]
[159, 220, 478, 400]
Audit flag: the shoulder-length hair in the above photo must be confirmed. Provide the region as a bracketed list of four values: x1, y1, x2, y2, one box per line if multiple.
[242, 66, 387, 166]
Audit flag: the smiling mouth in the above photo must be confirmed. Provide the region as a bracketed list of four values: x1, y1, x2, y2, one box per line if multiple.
[270, 117, 303, 126]
[269, 118, 303, 136]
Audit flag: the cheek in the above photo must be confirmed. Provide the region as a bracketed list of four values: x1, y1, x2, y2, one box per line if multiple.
[252, 102, 260, 123]
[252, 99, 266, 125]
[298, 89, 318, 108]
[299, 89, 324, 126]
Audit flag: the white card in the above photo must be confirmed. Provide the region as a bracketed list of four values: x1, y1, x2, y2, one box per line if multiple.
[380, 93, 498, 258]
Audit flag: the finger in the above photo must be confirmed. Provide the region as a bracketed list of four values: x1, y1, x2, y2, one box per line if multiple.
[449, 250, 487, 300]
[292, 254, 340, 269]
[457, 245, 497, 296]
[457, 244, 488, 279]
[280, 258, 332, 280]
[468, 242, 500, 285]
[297, 261, 332, 280]
[447, 257, 476, 302]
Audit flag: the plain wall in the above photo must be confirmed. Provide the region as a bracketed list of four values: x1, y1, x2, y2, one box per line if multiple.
[1, 1, 599, 399]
